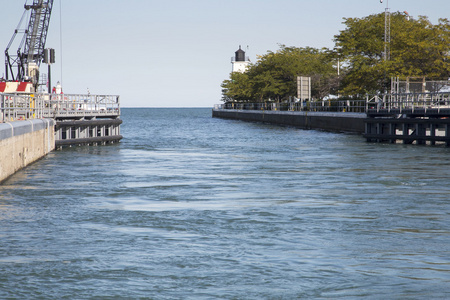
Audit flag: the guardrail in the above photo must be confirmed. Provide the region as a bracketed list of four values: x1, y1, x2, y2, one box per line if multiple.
[1, 93, 120, 122]
[214, 92, 450, 115]
[366, 92, 450, 114]
[214, 99, 366, 113]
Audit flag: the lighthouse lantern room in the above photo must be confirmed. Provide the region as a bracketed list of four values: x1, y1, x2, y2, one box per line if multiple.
[231, 46, 249, 73]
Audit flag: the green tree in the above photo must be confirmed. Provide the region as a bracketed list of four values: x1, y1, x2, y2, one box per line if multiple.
[334, 12, 450, 95]
[221, 72, 252, 102]
[221, 45, 338, 102]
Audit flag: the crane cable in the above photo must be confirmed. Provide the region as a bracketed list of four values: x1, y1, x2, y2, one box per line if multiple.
[59, 0, 63, 86]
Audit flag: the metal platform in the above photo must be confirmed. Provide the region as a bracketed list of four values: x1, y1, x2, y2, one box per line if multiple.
[1, 92, 122, 148]
[364, 92, 450, 145]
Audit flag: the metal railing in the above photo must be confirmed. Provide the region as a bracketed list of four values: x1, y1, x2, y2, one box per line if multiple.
[1, 93, 120, 122]
[366, 92, 450, 113]
[214, 99, 366, 113]
[215, 92, 450, 115]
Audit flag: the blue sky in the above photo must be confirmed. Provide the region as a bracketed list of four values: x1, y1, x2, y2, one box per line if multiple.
[1, 0, 449, 107]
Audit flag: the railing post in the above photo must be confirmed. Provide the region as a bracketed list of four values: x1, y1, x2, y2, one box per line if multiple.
[365, 94, 369, 113]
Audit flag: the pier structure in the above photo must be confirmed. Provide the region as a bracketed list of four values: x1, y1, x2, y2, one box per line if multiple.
[213, 100, 367, 133]
[364, 92, 450, 146]
[0, 92, 122, 148]
[213, 91, 450, 146]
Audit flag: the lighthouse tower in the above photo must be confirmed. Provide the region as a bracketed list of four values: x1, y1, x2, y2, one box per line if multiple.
[232, 46, 249, 73]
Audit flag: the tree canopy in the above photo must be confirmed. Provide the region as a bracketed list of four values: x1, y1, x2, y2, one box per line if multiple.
[221, 46, 338, 102]
[334, 13, 450, 95]
[221, 12, 450, 102]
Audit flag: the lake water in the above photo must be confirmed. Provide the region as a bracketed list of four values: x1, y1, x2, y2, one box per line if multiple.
[1, 108, 449, 299]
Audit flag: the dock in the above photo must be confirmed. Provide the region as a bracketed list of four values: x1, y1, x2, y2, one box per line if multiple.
[0, 92, 122, 182]
[1, 92, 122, 149]
[213, 91, 450, 146]
[364, 93, 450, 146]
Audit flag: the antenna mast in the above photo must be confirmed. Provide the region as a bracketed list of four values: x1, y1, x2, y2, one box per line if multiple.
[380, 0, 390, 61]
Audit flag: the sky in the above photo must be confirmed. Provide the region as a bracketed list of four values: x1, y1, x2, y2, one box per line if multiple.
[1, 0, 449, 107]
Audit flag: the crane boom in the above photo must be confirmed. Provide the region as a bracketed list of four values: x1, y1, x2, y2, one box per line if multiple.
[24, 1, 54, 68]
[4, 0, 54, 90]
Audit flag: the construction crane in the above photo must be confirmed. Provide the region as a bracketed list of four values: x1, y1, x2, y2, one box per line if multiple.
[4, 0, 54, 92]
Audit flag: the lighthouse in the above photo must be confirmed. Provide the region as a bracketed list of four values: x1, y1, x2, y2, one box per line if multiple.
[232, 46, 249, 73]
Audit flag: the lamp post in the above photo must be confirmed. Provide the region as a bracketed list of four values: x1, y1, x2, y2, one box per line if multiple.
[44, 48, 55, 93]
[380, 0, 390, 61]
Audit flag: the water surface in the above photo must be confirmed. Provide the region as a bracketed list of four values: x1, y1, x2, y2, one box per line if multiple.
[1, 108, 449, 299]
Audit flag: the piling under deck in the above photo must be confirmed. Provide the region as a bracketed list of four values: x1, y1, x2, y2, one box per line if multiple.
[364, 108, 450, 146]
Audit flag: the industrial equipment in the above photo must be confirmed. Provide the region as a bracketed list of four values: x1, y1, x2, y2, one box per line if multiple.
[4, 0, 54, 92]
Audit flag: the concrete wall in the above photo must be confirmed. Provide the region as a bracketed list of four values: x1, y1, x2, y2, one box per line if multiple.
[212, 109, 366, 133]
[0, 119, 55, 183]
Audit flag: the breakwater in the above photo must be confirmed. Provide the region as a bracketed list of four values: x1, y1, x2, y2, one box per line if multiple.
[212, 109, 366, 133]
[0, 119, 55, 182]
[0, 92, 122, 182]
[213, 92, 450, 145]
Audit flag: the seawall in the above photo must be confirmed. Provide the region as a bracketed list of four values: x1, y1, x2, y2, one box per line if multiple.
[212, 109, 366, 133]
[0, 119, 55, 183]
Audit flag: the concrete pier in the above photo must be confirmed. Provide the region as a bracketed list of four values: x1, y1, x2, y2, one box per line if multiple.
[212, 109, 366, 133]
[213, 92, 450, 145]
[0, 92, 122, 182]
[0, 119, 55, 183]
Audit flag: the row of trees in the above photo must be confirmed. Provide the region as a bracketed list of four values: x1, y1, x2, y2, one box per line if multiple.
[221, 12, 450, 102]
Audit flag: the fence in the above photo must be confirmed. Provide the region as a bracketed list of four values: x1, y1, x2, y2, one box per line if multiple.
[366, 92, 450, 114]
[215, 99, 366, 113]
[1, 93, 120, 122]
[215, 92, 450, 115]
[391, 78, 450, 94]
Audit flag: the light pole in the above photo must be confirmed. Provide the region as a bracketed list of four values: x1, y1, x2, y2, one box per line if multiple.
[380, 0, 390, 61]
[44, 48, 55, 93]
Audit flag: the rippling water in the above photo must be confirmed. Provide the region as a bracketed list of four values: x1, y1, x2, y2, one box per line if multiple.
[1, 108, 449, 299]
